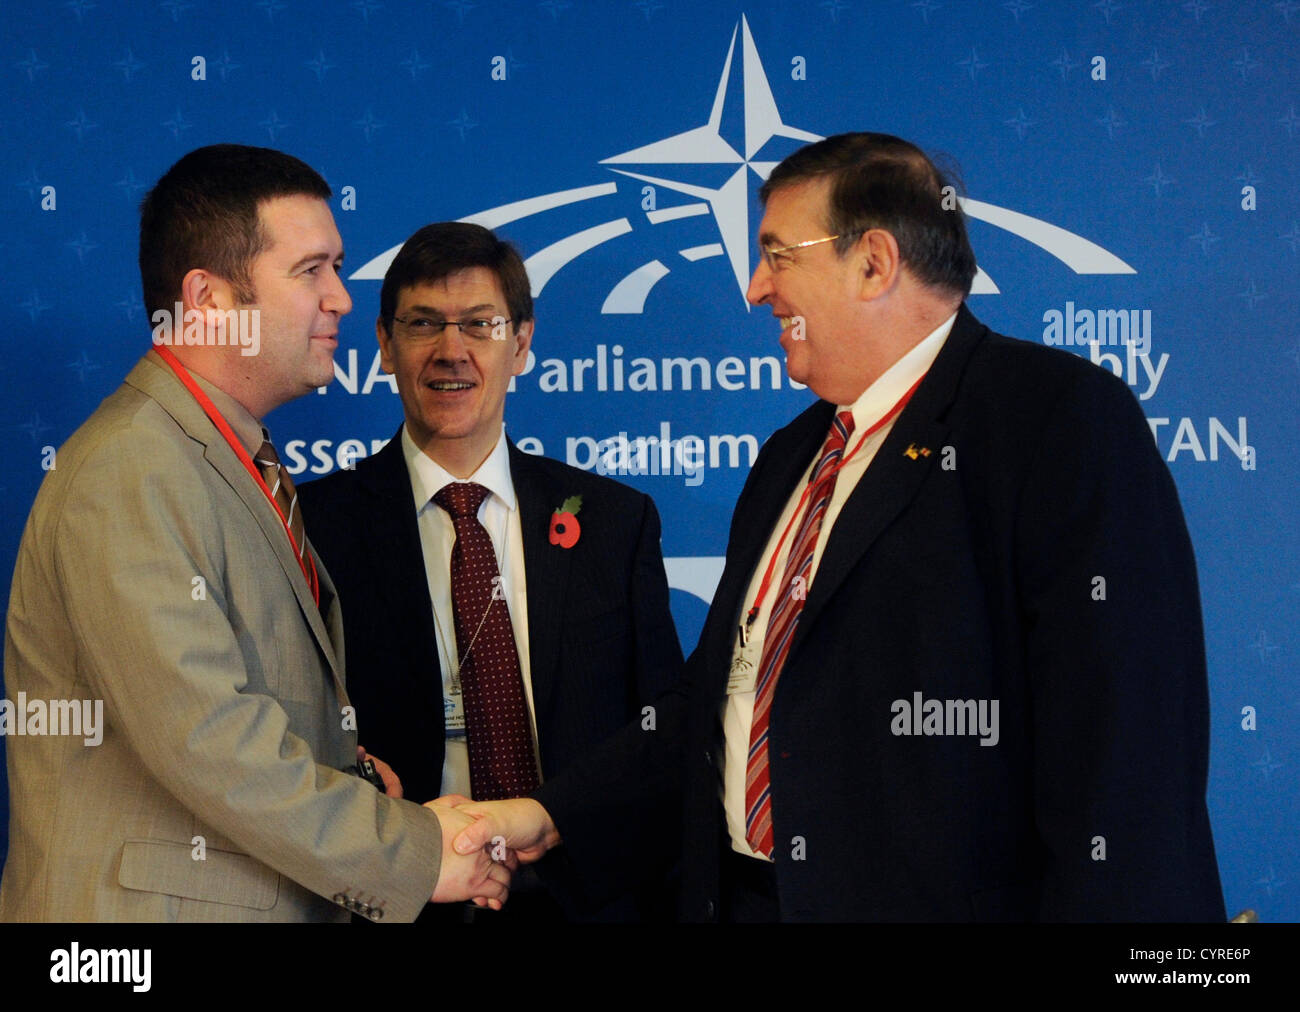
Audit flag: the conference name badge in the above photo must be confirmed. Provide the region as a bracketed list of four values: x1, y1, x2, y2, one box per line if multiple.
[727, 634, 760, 694]
[443, 695, 466, 735]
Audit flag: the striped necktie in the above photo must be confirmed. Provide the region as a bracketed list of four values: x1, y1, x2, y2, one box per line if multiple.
[745, 409, 855, 859]
[254, 432, 307, 562]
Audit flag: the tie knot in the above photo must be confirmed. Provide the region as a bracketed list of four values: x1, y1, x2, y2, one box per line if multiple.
[808, 410, 855, 490]
[254, 438, 282, 469]
[828, 409, 855, 449]
[434, 481, 491, 519]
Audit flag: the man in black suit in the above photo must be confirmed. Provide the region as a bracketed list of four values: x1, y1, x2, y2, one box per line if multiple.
[299, 222, 683, 920]
[449, 132, 1226, 922]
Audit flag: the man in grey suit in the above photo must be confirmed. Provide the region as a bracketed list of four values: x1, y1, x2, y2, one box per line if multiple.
[0, 144, 508, 921]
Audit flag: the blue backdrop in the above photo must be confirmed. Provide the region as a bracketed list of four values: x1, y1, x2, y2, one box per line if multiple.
[3, 0, 1296, 921]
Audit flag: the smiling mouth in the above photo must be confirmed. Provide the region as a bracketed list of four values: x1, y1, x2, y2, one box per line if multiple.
[426, 380, 475, 391]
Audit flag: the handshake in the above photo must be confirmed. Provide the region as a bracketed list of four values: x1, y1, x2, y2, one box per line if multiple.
[422, 796, 563, 910]
[355, 751, 561, 910]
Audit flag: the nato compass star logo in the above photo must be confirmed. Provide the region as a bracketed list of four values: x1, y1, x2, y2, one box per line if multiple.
[354, 15, 1134, 311]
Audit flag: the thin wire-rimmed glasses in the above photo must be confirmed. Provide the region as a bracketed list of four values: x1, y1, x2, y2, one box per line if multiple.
[390, 315, 511, 341]
[760, 233, 859, 270]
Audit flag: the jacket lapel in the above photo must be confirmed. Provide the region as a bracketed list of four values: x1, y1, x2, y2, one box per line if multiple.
[508, 442, 571, 719]
[356, 425, 443, 664]
[789, 306, 987, 653]
[699, 401, 834, 695]
[126, 353, 344, 691]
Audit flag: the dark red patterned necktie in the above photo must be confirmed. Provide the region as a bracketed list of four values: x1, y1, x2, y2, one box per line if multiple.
[433, 481, 539, 801]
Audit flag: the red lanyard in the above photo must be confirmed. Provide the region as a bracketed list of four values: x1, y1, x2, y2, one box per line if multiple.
[741, 372, 926, 644]
[152, 346, 320, 607]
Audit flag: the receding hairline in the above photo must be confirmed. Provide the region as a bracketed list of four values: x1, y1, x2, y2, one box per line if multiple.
[757, 174, 837, 236]
[253, 194, 345, 263]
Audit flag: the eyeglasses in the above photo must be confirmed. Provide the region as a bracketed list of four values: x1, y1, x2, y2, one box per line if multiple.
[760, 233, 857, 271]
[390, 315, 511, 341]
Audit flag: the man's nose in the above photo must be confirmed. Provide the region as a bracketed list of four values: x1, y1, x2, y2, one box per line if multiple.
[324, 268, 353, 316]
[430, 324, 470, 362]
[746, 257, 773, 306]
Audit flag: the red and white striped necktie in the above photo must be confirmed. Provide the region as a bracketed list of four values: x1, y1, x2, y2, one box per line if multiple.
[744, 410, 855, 859]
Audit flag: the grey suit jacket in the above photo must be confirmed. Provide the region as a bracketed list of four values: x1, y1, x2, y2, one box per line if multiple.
[0, 351, 441, 922]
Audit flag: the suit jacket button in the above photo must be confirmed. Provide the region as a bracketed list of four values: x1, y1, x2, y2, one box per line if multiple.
[706, 900, 716, 920]
[358, 903, 372, 917]
[371, 907, 384, 921]
[333, 893, 347, 905]
[704, 749, 714, 767]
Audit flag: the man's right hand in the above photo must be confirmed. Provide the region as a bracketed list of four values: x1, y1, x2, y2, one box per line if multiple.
[424, 801, 513, 909]
[440, 796, 561, 865]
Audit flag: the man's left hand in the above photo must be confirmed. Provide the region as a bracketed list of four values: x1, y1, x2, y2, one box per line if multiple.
[357, 746, 403, 799]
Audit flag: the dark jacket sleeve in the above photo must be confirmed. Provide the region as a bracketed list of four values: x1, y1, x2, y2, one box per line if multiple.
[1015, 365, 1224, 921]
[530, 492, 689, 909]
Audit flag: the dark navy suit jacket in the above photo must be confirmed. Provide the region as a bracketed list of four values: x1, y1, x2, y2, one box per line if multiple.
[534, 305, 1226, 922]
[300, 432, 685, 914]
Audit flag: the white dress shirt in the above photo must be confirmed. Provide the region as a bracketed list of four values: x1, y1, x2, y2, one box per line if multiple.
[401, 424, 539, 797]
[722, 313, 957, 859]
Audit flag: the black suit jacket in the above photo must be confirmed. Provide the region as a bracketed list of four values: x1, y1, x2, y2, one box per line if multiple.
[535, 305, 1226, 922]
[300, 431, 683, 806]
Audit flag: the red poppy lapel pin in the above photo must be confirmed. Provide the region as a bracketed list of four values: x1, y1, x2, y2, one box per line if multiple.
[549, 495, 582, 549]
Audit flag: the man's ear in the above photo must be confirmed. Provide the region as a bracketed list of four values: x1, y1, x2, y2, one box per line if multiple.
[180, 268, 233, 316]
[177, 268, 243, 347]
[511, 319, 534, 375]
[854, 229, 901, 299]
[376, 316, 396, 375]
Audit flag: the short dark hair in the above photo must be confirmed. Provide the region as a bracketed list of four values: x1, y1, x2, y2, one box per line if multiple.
[139, 144, 331, 316]
[759, 132, 977, 297]
[378, 222, 533, 335]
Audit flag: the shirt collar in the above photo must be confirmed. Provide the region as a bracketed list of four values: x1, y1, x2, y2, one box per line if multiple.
[187, 369, 265, 456]
[841, 310, 956, 431]
[402, 424, 517, 514]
